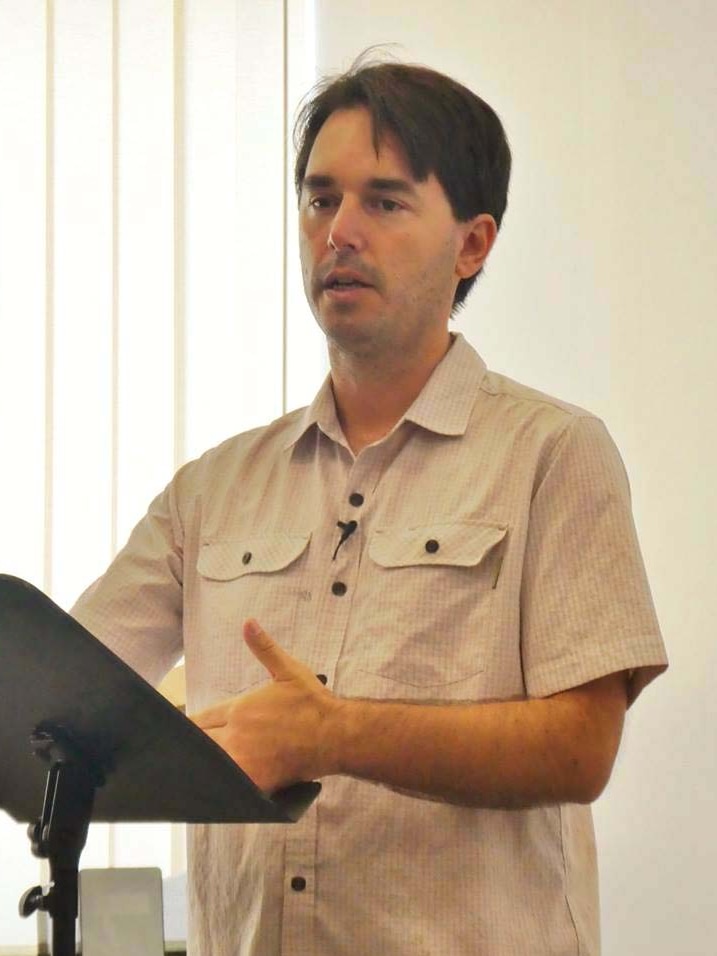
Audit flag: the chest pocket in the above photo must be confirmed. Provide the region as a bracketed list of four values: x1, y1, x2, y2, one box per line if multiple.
[197, 534, 311, 581]
[369, 521, 507, 571]
[194, 532, 311, 698]
[344, 520, 508, 695]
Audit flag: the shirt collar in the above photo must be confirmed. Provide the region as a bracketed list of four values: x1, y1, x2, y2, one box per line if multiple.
[282, 332, 488, 449]
[281, 376, 343, 450]
[403, 333, 487, 436]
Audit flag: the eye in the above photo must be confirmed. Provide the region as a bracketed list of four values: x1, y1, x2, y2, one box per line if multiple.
[307, 195, 336, 211]
[371, 197, 403, 213]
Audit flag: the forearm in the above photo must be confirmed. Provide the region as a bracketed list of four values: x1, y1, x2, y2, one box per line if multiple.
[195, 623, 627, 802]
[322, 674, 626, 809]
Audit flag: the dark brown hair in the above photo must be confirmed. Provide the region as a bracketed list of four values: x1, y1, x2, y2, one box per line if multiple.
[293, 56, 511, 311]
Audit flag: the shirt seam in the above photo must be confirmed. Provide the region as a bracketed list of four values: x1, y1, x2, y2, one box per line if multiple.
[167, 476, 186, 558]
[478, 378, 598, 418]
[530, 416, 586, 503]
[559, 803, 583, 956]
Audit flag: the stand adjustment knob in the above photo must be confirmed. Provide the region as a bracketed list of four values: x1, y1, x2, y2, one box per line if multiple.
[19, 884, 50, 917]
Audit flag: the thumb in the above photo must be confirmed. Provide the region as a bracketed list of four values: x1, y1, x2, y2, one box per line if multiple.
[243, 619, 294, 680]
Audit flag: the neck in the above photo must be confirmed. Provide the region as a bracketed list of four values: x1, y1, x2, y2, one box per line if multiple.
[329, 331, 453, 454]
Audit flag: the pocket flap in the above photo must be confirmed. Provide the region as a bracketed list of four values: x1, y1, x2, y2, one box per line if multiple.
[369, 521, 507, 569]
[197, 533, 311, 581]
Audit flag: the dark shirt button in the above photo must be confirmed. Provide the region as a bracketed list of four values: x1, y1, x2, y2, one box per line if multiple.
[425, 539, 440, 554]
[331, 581, 347, 596]
[242, 551, 252, 565]
[317, 674, 328, 685]
[349, 492, 364, 507]
[291, 876, 307, 892]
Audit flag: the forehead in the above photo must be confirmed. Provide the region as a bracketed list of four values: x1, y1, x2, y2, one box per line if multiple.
[304, 107, 416, 182]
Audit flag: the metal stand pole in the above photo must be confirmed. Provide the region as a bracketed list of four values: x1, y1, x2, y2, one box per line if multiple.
[19, 725, 103, 956]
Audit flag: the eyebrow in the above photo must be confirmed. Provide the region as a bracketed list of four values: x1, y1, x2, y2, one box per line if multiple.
[302, 174, 419, 198]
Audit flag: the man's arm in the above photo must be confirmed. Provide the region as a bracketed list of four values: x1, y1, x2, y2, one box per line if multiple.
[194, 620, 627, 809]
[327, 670, 625, 808]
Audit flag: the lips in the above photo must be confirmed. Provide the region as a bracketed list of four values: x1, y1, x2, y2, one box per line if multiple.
[322, 269, 373, 290]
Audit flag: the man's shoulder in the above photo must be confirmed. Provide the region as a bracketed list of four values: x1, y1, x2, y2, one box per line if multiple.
[174, 406, 308, 491]
[479, 370, 605, 445]
[470, 365, 611, 470]
[209, 406, 308, 457]
[479, 367, 597, 423]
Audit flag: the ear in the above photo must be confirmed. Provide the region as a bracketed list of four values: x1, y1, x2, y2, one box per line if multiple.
[455, 214, 498, 279]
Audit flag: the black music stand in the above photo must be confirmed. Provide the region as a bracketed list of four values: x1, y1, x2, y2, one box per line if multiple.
[0, 574, 320, 956]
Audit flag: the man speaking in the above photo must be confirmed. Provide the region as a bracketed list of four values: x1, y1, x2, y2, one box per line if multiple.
[72, 57, 668, 955]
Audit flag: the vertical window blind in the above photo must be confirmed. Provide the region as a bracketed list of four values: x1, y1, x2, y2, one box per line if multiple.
[0, 0, 321, 945]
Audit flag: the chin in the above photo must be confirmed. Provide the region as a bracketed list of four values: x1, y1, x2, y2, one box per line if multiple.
[327, 324, 390, 361]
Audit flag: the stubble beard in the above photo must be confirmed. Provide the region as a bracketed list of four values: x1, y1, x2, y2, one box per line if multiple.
[321, 299, 394, 366]
[302, 246, 456, 374]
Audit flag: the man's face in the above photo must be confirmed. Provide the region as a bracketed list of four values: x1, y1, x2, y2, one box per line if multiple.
[298, 107, 470, 362]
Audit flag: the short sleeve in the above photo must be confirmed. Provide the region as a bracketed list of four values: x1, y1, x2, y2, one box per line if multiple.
[70, 478, 185, 687]
[520, 415, 668, 706]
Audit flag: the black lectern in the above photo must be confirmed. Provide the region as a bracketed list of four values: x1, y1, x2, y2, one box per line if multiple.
[0, 575, 320, 956]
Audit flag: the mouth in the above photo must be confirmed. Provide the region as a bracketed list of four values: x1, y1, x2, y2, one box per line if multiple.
[321, 269, 374, 294]
[322, 282, 373, 303]
[324, 279, 370, 290]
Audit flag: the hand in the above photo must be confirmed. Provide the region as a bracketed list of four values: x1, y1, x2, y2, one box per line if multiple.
[191, 619, 341, 793]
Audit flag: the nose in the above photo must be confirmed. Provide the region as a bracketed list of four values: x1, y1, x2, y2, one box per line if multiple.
[327, 197, 367, 254]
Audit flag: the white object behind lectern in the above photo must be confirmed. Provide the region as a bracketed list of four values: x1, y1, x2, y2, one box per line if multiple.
[79, 867, 164, 956]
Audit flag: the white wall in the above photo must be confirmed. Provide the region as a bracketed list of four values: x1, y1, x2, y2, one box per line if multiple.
[315, 2, 716, 953]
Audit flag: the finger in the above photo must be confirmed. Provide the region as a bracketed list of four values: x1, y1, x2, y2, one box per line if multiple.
[243, 618, 297, 680]
[191, 703, 230, 730]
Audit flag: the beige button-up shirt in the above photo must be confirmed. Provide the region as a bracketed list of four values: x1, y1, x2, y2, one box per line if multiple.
[72, 333, 668, 956]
